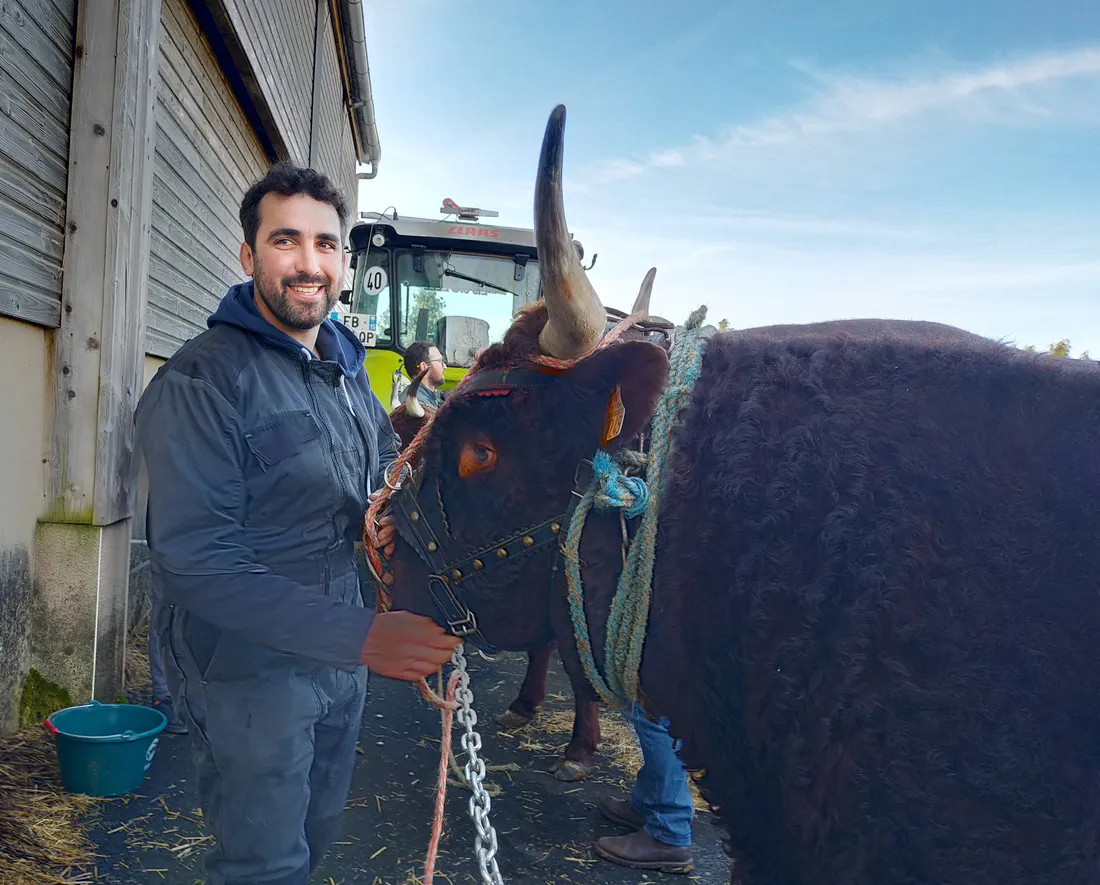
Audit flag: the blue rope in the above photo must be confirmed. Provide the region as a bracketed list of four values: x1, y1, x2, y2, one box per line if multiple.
[591, 450, 649, 519]
[563, 306, 709, 708]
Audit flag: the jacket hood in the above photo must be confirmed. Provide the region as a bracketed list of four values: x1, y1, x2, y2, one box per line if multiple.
[208, 279, 365, 377]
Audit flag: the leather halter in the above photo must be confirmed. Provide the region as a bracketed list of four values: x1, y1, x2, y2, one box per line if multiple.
[386, 366, 596, 654]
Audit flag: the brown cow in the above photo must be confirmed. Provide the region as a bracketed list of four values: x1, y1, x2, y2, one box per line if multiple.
[373, 104, 1100, 885]
[381, 281, 667, 782]
[386, 345, 642, 780]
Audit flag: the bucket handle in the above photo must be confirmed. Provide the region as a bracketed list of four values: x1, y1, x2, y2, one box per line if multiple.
[43, 700, 141, 742]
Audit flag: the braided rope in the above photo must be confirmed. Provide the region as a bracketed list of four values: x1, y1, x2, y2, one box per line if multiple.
[563, 306, 709, 708]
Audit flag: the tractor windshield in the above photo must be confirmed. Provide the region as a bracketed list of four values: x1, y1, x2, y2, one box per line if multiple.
[351, 247, 541, 369]
[349, 247, 543, 367]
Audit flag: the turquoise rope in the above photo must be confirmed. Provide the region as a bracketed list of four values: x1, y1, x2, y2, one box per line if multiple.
[563, 306, 709, 708]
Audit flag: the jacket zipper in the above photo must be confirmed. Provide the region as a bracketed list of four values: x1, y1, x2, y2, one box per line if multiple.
[303, 363, 348, 541]
[336, 375, 364, 473]
[339, 373, 378, 496]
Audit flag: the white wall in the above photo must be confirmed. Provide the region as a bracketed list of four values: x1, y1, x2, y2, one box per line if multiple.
[0, 316, 51, 730]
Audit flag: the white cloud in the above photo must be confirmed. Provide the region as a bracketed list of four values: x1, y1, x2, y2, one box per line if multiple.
[580, 45, 1100, 185]
[568, 212, 1100, 358]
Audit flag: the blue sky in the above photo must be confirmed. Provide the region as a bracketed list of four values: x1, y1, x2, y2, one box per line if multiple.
[358, 0, 1100, 357]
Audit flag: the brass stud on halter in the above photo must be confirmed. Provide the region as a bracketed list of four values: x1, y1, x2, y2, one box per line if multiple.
[427, 541, 438, 552]
[473, 559, 484, 570]
[523, 536, 534, 547]
[496, 548, 507, 559]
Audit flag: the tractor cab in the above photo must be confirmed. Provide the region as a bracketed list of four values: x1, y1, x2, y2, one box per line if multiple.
[340, 198, 590, 398]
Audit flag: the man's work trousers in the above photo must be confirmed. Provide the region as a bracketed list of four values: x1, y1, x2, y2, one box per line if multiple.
[159, 604, 368, 885]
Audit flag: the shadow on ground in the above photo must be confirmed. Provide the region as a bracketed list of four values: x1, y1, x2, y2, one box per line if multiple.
[84, 650, 730, 884]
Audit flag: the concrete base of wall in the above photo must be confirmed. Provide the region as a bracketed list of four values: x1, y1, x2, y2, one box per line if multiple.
[30, 520, 132, 705]
[0, 545, 33, 733]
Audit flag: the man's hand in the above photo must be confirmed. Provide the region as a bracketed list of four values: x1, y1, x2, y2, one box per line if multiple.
[361, 610, 460, 681]
[368, 489, 397, 557]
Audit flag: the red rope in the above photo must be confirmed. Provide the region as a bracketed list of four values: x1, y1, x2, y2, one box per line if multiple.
[423, 668, 462, 885]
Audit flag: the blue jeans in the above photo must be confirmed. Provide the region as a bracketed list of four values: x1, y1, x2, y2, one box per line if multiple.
[627, 700, 694, 847]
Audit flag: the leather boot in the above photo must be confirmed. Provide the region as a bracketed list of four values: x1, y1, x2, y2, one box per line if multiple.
[594, 830, 694, 874]
[598, 796, 645, 830]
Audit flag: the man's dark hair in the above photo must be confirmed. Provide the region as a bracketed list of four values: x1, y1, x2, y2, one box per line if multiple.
[239, 161, 349, 249]
[403, 341, 433, 378]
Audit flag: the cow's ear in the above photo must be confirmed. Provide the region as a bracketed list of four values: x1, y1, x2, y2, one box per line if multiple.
[567, 340, 670, 451]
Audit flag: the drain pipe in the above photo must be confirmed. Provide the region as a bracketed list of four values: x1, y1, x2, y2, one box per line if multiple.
[338, 0, 381, 179]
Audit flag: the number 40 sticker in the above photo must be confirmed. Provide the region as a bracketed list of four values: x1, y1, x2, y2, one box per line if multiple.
[364, 266, 387, 296]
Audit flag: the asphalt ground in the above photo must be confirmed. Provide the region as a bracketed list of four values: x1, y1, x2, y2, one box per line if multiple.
[83, 650, 731, 884]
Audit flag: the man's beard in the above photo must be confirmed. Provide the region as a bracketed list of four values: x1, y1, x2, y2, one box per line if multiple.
[254, 264, 338, 331]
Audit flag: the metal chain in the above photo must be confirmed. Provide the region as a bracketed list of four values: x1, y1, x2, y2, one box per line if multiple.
[451, 643, 505, 885]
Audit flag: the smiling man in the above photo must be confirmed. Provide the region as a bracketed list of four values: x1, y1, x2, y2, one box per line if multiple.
[134, 162, 460, 885]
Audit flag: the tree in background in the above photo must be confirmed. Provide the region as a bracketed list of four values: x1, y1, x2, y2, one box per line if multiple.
[1017, 339, 1093, 360]
[406, 288, 447, 340]
[379, 288, 448, 345]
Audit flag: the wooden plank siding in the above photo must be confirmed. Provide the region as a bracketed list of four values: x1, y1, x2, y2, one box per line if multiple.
[216, 0, 314, 165]
[144, 0, 360, 357]
[310, 0, 356, 212]
[0, 0, 76, 327]
[146, 0, 266, 358]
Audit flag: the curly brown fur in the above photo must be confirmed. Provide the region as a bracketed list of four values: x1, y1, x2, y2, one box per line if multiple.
[385, 318, 1100, 885]
[637, 328, 1100, 884]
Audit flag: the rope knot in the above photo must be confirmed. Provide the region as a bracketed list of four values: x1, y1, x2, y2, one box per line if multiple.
[591, 450, 649, 519]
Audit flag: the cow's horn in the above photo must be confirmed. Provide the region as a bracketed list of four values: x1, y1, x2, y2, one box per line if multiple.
[389, 374, 403, 410]
[631, 267, 656, 318]
[404, 367, 427, 419]
[534, 104, 606, 360]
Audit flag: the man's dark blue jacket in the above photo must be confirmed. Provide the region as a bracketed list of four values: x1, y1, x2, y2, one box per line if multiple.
[134, 280, 400, 672]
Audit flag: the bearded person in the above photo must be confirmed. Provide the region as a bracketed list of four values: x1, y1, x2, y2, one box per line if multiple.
[133, 163, 461, 885]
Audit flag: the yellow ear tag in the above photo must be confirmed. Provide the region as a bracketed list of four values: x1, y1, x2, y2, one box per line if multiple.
[602, 385, 626, 445]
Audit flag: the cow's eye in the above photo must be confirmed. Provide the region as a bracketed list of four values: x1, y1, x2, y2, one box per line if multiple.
[458, 436, 498, 478]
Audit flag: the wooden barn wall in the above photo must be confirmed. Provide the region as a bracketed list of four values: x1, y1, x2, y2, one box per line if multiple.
[310, 0, 357, 215]
[0, 0, 76, 328]
[216, 0, 314, 165]
[145, 0, 267, 358]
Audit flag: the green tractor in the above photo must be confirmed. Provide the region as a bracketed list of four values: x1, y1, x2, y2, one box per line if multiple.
[336, 198, 593, 404]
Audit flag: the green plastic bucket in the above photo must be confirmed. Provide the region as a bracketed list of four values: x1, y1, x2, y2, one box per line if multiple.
[44, 699, 167, 797]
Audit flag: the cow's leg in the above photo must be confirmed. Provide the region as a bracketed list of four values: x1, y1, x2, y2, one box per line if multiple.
[496, 642, 554, 729]
[548, 651, 602, 782]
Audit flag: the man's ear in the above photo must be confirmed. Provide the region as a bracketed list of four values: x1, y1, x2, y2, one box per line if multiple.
[567, 340, 670, 451]
[240, 241, 254, 276]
